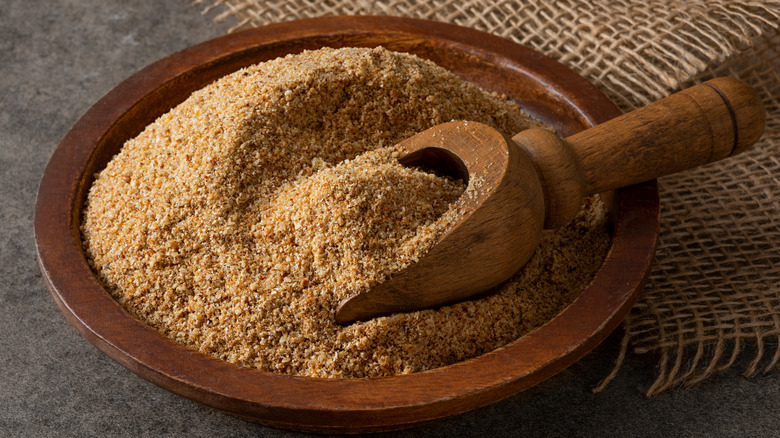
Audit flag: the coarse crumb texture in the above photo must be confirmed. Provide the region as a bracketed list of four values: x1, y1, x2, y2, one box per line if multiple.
[82, 47, 610, 378]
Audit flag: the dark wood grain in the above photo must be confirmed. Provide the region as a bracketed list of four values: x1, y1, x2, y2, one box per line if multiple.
[34, 15, 659, 433]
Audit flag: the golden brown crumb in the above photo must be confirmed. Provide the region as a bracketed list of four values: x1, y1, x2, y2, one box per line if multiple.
[81, 47, 609, 378]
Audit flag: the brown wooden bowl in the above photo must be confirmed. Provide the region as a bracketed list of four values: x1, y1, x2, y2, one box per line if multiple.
[35, 16, 659, 433]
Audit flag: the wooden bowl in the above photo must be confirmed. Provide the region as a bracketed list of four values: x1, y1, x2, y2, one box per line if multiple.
[35, 16, 659, 433]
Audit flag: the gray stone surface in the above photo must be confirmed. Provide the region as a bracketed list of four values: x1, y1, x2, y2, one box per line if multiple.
[1, 1, 778, 436]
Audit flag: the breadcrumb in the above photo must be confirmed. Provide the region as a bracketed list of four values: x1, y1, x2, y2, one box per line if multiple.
[81, 47, 609, 378]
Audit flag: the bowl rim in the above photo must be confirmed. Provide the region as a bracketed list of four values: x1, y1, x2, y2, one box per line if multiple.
[34, 15, 659, 433]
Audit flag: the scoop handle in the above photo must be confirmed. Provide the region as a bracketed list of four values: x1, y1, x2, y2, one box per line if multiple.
[513, 77, 765, 228]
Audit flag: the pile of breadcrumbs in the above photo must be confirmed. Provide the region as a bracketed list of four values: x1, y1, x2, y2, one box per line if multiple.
[82, 47, 610, 378]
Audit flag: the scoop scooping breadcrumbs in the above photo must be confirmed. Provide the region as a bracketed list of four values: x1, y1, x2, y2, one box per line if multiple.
[81, 47, 610, 378]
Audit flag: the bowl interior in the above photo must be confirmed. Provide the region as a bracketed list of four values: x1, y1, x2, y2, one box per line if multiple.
[35, 16, 658, 434]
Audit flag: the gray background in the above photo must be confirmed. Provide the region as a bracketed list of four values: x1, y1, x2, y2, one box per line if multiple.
[2, 1, 778, 436]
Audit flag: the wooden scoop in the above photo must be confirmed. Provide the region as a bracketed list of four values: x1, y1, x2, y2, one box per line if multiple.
[334, 77, 765, 324]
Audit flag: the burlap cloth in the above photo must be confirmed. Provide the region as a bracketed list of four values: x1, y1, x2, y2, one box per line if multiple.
[195, 0, 780, 396]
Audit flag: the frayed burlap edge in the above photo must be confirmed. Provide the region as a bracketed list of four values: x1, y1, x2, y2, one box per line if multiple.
[195, 0, 780, 396]
[595, 28, 780, 396]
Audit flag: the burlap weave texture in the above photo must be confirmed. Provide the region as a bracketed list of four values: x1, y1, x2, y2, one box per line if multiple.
[197, 0, 780, 395]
